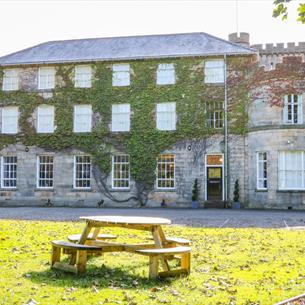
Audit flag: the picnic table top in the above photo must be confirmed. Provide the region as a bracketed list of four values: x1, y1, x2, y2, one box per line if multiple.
[79, 215, 172, 226]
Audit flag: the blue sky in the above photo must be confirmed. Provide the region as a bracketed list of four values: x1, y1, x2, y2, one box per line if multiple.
[0, 0, 304, 56]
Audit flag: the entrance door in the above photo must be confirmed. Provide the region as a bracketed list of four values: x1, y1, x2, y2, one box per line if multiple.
[207, 167, 222, 200]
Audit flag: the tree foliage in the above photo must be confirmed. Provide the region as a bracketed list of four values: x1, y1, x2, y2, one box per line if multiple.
[273, 0, 305, 23]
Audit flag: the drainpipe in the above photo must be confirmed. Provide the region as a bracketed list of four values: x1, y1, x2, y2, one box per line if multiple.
[224, 54, 228, 204]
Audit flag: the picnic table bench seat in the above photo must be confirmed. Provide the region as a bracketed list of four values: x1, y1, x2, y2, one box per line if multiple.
[136, 246, 191, 278]
[51, 240, 103, 275]
[67, 233, 117, 243]
[148, 236, 191, 245]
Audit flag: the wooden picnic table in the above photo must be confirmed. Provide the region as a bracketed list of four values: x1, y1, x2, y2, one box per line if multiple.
[78, 215, 171, 248]
[51, 215, 191, 278]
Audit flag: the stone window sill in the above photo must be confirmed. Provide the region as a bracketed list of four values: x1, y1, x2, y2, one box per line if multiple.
[35, 188, 54, 192]
[255, 189, 268, 192]
[276, 189, 305, 193]
[71, 188, 92, 192]
[154, 189, 176, 193]
[110, 189, 131, 193]
[0, 188, 18, 192]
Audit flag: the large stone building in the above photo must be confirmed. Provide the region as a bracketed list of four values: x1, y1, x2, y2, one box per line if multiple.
[0, 32, 304, 209]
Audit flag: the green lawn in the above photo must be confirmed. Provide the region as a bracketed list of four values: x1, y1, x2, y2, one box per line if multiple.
[0, 220, 305, 305]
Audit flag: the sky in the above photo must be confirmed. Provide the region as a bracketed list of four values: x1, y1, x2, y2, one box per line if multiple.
[0, 0, 304, 57]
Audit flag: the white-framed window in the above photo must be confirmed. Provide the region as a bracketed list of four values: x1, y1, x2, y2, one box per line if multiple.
[204, 60, 225, 84]
[2, 69, 19, 91]
[279, 151, 305, 190]
[112, 64, 130, 86]
[257, 152, 267, 190]
[75, 65, 92, 88]
[112, 155, 130, 189]
[112, 104, 130, 132]
[156, 102, 176, 131]
[38, 67, 55, 90]
[206, 101, 223, 128]
[157, 154, 175, 189]
[73, 105, 92, 133]
[1, 156, 17, 188]
[283, 94, 302, 124]
[37, 105, 55, 133]
[37, 155, 54, 188]
[73, 155, 91, 189]
[157, 63, 175, 85]
[1, 107, 18, 134]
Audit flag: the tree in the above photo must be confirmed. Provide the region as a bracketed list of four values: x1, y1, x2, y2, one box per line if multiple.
[273, 0, 305, 24]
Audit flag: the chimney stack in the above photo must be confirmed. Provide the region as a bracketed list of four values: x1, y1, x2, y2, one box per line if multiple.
[228, 32, 250, 48]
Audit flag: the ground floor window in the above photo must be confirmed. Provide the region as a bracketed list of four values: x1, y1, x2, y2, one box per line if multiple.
[74, 156, 91, 189]
[1, 156, 17, 188]
[279, 151, 305, 189]
[157, 154, 175, 189]
[112, 155, 130, 189]
[37, 156, 54, 188]
[257, 152, 267, 189]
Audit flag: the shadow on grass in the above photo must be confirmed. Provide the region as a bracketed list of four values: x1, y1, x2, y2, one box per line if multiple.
[25, 264, 177, 290]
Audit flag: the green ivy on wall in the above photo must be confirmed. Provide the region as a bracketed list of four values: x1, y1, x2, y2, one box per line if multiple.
[0, 56, 252, 204]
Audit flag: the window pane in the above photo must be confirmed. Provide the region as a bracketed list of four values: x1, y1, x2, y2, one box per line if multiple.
[112, 104, 130, 132]
[74, 105, 92, 132]
[156, 103, 176, 131]
[75, 66, 92, 88]
[112, 155, 130, 189]
[74, 156, 91, 188]
[156, 154, 175, 189]
[37, 106, 54, 133]
[2, 156, 17, 188]
[2, 107, 18, 134]
[38, 156, 54, 188]
[112, 64, 130, 86]
[38, 67, 55, 90]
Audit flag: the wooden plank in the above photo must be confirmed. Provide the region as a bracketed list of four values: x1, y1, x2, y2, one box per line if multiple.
[152, 226, 169, 272]
[76, 250, 87, 275]
[149, 255, 159, 279]
[86, 222, 153, 231]
[181, 253, 191, 274]
[80, 216, 171, 226]
[68, 233, 117, 243]
[52, 262, 77, 274]
[51, 245, 61, 266]
[78, 225, 92, 245]
[158, 269, 189, 278]
[52, 240, 102, 250]
[136, 246, 191, 256]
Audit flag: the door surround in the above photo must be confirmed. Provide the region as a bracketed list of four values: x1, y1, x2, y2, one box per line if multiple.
[205, 153, 224, 201]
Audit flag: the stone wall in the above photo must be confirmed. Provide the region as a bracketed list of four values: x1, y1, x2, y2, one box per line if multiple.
[0, 134, 245, 207]
[247, 129, 305, 209]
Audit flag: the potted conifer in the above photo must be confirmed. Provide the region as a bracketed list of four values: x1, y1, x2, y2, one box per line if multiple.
[232, 179, 241, 209]
[191, 178, 199, 209]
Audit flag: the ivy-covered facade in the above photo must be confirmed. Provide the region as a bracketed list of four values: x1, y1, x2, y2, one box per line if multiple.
[0, 32, 304, 209]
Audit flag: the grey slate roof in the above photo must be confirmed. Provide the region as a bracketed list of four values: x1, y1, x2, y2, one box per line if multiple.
[0, 32, 256, 66]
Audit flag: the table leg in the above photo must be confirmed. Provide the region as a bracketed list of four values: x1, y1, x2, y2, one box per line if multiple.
[70, 223, 92, 265]
[152, 226, 169, 272]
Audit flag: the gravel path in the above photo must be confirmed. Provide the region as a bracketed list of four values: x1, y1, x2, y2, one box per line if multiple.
[1, 207, 305, 228]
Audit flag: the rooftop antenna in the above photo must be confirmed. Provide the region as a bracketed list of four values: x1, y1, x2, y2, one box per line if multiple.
[235, 0, 239, 35]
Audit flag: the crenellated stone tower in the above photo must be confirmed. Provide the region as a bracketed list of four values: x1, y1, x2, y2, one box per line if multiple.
[229, 32, 305, 70]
